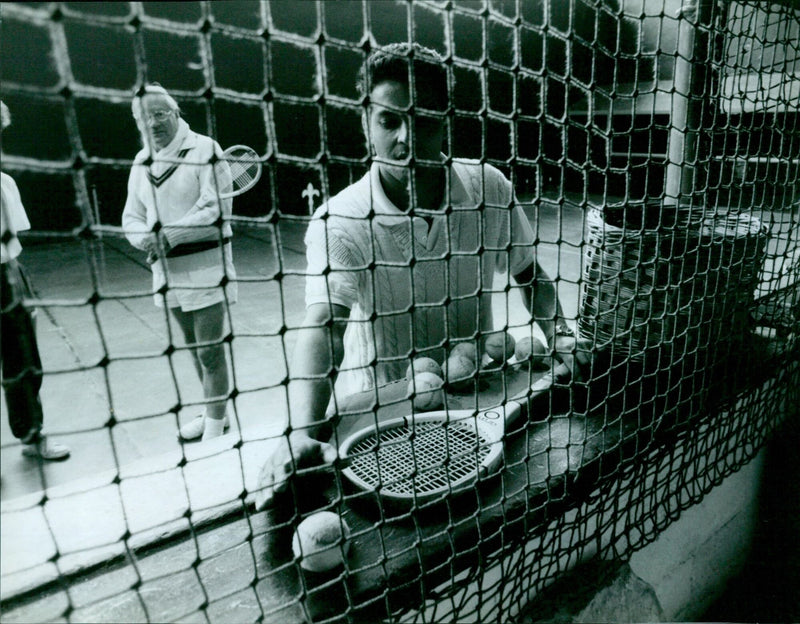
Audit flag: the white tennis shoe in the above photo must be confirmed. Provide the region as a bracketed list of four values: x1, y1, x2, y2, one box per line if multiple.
[178, 415, 230, 441]
[21, 435, 71, 461]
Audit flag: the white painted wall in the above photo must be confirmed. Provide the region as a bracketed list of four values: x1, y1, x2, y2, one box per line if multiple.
[627, 449, 764, 620]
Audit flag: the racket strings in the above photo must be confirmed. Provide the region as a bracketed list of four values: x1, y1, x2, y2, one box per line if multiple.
[347, 422, 492, 496]
[229, 162, 258, 186]
[224, 148, 260, 191]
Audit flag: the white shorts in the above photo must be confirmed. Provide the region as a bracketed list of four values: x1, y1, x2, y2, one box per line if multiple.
[151, 243, 238, 312]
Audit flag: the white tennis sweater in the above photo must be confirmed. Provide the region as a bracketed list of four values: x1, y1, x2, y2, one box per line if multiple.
[122, 120, 233, 252]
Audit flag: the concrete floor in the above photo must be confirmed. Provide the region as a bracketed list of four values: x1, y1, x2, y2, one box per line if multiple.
[0, 224, 310, 502]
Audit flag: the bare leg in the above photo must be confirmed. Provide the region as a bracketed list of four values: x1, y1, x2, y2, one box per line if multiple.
[187, 302, 230, 422]
[169, 307, 203, 381]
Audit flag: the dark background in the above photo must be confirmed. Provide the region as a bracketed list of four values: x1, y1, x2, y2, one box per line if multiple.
[702, 421, 800, 622]
[1, 0, 656, 233]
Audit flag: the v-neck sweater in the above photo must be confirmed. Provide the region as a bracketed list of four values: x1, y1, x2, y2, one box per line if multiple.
[122, 129, 233, 252]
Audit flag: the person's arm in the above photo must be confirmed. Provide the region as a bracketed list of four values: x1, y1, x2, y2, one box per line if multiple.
[490, 166, 560, 347]
[497, 168, 590, 378]
[512, 260, 561, 349]
[121, 168, 156, 254]
[1, 174, 31, 233]
[513, 261, 592, 380]
[255, 302, 350, 510]
[288, 302, 351, 439]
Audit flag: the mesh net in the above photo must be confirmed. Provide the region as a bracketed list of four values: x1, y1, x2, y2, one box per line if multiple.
[1, 1, 798, 622]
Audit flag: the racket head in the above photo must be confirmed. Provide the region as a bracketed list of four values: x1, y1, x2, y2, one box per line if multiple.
[339, 404, 521, 503]
[220, 145, 262, 198]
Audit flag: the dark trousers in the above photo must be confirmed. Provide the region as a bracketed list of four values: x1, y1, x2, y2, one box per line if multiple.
[1, 259, 44, 443]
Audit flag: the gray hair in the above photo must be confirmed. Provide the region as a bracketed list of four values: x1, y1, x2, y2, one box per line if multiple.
[131, 84, 180, 121]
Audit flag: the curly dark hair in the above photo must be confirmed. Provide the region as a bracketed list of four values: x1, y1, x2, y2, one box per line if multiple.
[356, 43, 448, 112]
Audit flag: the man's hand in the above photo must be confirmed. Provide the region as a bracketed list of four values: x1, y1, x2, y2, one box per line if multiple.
[254, 432, 337, 511]
[553, 335, 594, 382]
[141, 233, 158, 255]
[142, 233, 172, 264]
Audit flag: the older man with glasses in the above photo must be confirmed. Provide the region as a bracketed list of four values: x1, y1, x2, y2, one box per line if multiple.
[122, 84, 237, 442]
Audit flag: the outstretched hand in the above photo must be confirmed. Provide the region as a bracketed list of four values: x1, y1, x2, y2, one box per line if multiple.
[254, 433, 337, 511]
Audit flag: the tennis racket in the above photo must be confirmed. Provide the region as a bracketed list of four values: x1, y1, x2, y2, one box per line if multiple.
[338, 361, 571, 505]
[218, 144, 262, 198]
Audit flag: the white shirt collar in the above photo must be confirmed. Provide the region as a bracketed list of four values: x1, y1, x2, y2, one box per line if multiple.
[368, 156, 471, 216]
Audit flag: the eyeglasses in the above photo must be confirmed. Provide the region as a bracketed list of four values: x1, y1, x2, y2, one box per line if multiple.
[139, 110, 174, 124]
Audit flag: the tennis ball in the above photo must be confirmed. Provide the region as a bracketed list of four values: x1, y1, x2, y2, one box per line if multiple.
[445, 354, 477, 391]
[449, 341, 479, 363]
[407, 371, 444, 411]
[292, 511, 351, 572]
[515, 336, 550, 370]
[484, 332, 516, 364]
[405, 356, 444, 380]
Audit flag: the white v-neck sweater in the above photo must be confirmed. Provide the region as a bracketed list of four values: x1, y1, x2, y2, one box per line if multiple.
[122, 128, 233, 252]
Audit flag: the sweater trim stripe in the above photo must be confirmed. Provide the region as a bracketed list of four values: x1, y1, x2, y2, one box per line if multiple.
[147, 148, 192, 187]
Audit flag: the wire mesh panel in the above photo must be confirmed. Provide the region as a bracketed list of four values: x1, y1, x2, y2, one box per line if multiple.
[0, 1, 798, 623]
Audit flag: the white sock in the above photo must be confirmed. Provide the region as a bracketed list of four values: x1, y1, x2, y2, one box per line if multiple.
[202, 417, 226, 441]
